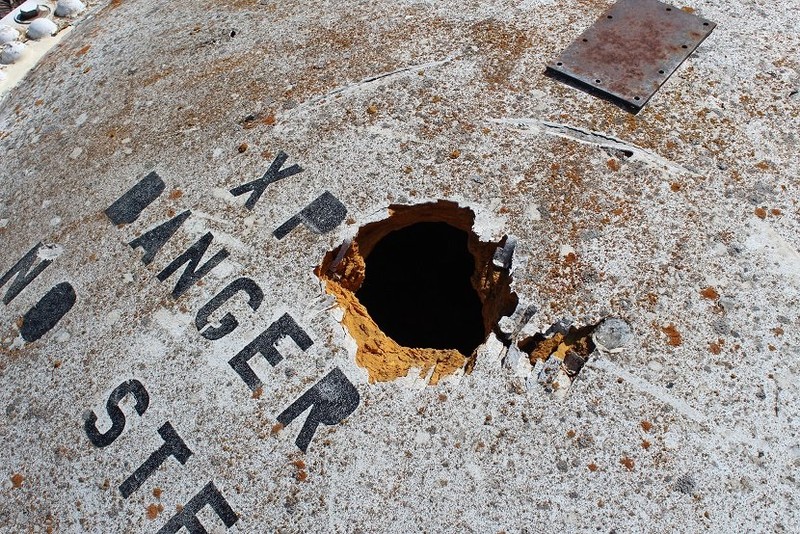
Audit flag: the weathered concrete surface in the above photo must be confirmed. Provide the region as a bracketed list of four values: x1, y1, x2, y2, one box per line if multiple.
[1, 0, 799, 531]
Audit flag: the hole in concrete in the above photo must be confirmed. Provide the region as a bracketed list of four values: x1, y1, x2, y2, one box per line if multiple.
[518, 322, 597, 394]
[519, 323, 596, 369]
[316, 201, 517, 384]
[356, 222, 485, 355]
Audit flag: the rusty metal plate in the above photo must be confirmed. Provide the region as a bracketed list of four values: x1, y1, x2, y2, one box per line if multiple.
[546, 0, 716, 112]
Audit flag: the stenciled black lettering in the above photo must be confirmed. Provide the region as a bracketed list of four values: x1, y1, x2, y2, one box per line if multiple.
[229, 151, 303, 210]
[105, 171, 166, 225]
[195, 277, 264, 340]
[228, 313, 313, 391]
[277, 368, 360, 452]
[273, 191, 347, 240]
[129, 210, 191, 265]
[157, 481, 238, 534]
[119, 422, 192, 498]
[19, 282, 76, 342]
[156, 233, 230, 298]
[0, 243, 51, 305]
[84, 379, 150, 448]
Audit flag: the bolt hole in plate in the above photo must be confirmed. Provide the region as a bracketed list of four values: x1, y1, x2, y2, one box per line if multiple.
[546, 0, 716, 113]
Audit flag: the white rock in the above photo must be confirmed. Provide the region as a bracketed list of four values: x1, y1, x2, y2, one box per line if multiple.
[0, 25, 20, 45]
[27, 18, 58, 40]
[0, 42, 25, 65]
[0, 70, 6, 81]
[55, 0, 86, 17]
[54, 330, 70, 343]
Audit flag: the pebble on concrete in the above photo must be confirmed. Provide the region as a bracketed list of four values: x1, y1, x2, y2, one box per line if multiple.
[54, 0, 86, 17]
[0, 41, 25, 65]
[0, 25, 19, 45]
[27, 18, 58, 40]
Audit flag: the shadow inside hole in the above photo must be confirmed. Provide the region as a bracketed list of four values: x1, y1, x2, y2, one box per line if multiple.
[355, 222, 486, 356]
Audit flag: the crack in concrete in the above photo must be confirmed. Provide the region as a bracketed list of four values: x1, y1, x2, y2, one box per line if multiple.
[488, 118, 699, 177]
[290, 56, 457, 113]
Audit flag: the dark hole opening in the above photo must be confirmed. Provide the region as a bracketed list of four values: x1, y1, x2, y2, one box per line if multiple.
[356, 222, 486, 356]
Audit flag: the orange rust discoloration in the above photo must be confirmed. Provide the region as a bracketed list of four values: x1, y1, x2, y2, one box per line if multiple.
[529, 332, 565, 362]
[146, 503, 164, 520]
[661, 324, 682, 346]
[620, 457, 635, 470]
[519, 324, 595, 365]
[469, 20, 532, 90]
[11, 473, 23, 488]
[700, 286, 719, 300]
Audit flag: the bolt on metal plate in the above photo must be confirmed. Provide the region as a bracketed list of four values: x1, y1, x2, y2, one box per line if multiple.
[546, 0, 716, 113]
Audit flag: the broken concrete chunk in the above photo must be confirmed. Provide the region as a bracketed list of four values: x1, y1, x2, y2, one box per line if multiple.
[497, 316, 515, 338]
[492, 236, 517, 269]
[503, 344, 532, 377]
[536, 356, 561, 391]
[563, 350, 586, 377]
[592, 318, 633, 353]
